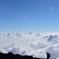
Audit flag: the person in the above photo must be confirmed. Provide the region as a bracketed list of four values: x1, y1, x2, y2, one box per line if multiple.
[47, 52, 51, 59]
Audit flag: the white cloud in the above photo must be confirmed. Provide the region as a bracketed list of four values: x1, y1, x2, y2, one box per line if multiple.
[46, 45, 59, 58]
[0, 32, 59, 58]
[21, 50, 27, 55]
[11, 47, 20, 54]
[47, 35, 58, 42]
[50, 7, 54, 9]
[35, 33, 40, 37]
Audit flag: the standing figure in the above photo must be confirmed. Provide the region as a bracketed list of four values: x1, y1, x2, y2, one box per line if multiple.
[47, 52, 51, 59]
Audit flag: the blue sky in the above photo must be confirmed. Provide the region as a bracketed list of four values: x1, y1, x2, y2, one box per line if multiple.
[0, 0, 59, 33]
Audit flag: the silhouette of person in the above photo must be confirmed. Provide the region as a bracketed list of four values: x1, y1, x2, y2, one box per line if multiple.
[47, 52, 51, 59]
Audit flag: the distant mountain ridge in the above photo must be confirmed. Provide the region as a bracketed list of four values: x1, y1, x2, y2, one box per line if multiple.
[0, 52, 45, 59]
[0, 52, 56, 59]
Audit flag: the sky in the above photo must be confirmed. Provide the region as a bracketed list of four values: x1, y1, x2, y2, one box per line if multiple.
[0, 0, 59, 32]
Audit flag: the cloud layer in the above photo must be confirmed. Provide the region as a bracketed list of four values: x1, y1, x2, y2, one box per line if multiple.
[0, 32, 59, 58]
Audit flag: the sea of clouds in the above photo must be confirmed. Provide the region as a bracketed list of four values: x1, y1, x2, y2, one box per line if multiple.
[0, 32, 59, 58]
